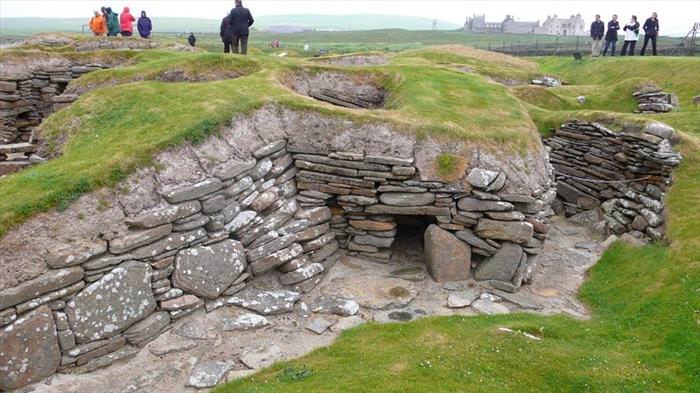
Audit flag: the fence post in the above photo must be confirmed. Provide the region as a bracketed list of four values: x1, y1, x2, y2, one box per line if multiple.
[576, 36, 580, 53]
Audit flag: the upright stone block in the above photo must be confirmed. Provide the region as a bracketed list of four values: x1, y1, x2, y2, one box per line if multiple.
[0, 306, 60, 390]
[424, 224, 471, 282]
[66, 261, 156, 343]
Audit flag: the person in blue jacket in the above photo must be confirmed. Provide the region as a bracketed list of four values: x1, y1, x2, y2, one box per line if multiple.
[137, 11, 152, 39]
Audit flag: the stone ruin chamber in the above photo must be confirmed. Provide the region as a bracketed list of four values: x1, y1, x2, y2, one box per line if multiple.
[0, 103, 682, 390]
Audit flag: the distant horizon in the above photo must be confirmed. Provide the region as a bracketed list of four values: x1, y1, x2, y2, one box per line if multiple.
[1, 1, 698, 35]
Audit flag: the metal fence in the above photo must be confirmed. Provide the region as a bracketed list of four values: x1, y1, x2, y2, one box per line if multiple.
[470, 36, 697, 57]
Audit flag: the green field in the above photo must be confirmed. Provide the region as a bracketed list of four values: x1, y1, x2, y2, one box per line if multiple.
[0, 34, 698, 392]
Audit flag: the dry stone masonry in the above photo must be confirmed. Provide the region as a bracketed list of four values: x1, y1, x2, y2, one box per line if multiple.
[545, 120, 681, 240]
[0, 61, 108, 175]
[4, 105, 680, 390]
[633, 85, 679, 113]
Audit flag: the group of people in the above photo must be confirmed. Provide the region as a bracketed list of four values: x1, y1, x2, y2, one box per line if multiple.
[590, 12, 660, 57]
[219, 0, 254, 54]
[89, 7, 152, 38]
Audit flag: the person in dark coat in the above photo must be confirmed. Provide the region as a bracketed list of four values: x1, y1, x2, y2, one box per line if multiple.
[220, 14, 234, 53]
[137, 11, 152, 38]
[640, 12, 659, 56]
[188, 32, 196, 47]
[228, 0, 254, 54]
[106, 7, 120, 36]
[590, 14, 605, 57]
[603, 14, 620, 56]
[620, 15, 640, 56]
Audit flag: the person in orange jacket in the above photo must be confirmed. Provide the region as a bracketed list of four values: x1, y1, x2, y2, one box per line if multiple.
[89, 10, 106, 36]
[120, 7, 136, 36]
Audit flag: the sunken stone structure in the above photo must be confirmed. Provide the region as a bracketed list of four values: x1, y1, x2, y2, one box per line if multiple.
[0, 57, 109, 175]
[545, 120, 681, 240]
[0, 104, 559, 390]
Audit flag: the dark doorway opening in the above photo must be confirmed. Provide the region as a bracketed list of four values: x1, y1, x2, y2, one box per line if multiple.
[391, 215, 436, 263]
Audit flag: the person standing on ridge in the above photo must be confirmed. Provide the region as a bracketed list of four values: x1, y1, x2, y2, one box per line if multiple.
[220, 12, 234, 53]
[120, 7, 135, 37]
[640, 12, 659, 56]
[137, 11, 152, 38]
[590, 14, 605, 57]
[228, 0, 254, 54]
[89, 10, 106, 36]
[603, 14, 620, 56]
[106, 7, 121, 36]
[620, 15, 640, 56]
[188, 32, 197, 47]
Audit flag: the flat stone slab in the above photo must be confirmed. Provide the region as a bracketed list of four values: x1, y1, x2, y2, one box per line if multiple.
[148, 334, 198, 356]
[321, 274, 419, 310]
[0, 266, 84, 310]
[447, 289, 479, 308]
[0, 306, 60, 391]
[66, 261, 155, 343]
[306, 318, 333, 334]
[186, 360, 235, 388]
[173, 320, 219, 340]
[220, 313, 270, 331]
[227, 289, 301, 315]
[239, 344, 283, 369]
[309, 296, 359, 316]
[471, 299, 510, 315]
[172, 239, 246, 299]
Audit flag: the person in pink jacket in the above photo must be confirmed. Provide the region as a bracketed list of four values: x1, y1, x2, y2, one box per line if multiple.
[120, 7, 135, 36]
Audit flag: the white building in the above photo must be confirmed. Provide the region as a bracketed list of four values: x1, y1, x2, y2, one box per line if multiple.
[535, 14, 587, 36]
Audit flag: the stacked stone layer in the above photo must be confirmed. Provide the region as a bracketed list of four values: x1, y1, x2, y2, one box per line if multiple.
[0, 140, 339, 390]
[633, 87, 678, 113]
[288, 146, 556, 294]
[545, 121, 681, 240]
[0, 63, 108, 175]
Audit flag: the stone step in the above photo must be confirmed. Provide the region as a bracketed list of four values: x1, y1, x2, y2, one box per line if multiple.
[0, 142, 38, 154]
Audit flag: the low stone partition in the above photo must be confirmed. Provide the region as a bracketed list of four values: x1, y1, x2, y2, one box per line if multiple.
[633, 85, 678, 113]
[0, 105, 556, 390]
[545, 120, 682, 240]
[0, 60, 109, 175]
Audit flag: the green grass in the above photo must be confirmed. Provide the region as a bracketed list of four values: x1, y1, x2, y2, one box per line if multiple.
[1, 37, 699, 392]
[0, 46, 542, 236]
[214, 54, 700, 393]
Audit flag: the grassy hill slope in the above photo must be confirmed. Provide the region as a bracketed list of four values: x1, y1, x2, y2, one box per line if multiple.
[0, 45, 540, 236]
[213, 56, 700, 392]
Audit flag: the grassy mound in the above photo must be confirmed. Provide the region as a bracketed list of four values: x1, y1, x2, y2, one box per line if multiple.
[0, 46, 539, 236]
[213, 56, 700, 392]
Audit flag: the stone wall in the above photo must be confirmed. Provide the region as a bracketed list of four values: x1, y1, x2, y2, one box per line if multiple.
[0, 60, 108, 175]
[0, 104, 556, 390]
[545, 120, 681, 240]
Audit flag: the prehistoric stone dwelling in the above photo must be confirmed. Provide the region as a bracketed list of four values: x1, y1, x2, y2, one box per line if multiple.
[0, 43, 683, 391]
[464, 13, 587, 36]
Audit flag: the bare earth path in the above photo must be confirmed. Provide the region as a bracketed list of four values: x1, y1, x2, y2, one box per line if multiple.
[29, 216, 603, 393]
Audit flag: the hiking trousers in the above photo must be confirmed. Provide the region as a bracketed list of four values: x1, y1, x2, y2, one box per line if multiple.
[640, 35, 657, 55]
[233, 34, 249, 55]
[591, 38, 603, 56]
[620, 40, 636, 56]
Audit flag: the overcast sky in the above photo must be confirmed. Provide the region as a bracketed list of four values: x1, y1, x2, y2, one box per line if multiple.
[2, 0, 699, 35]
